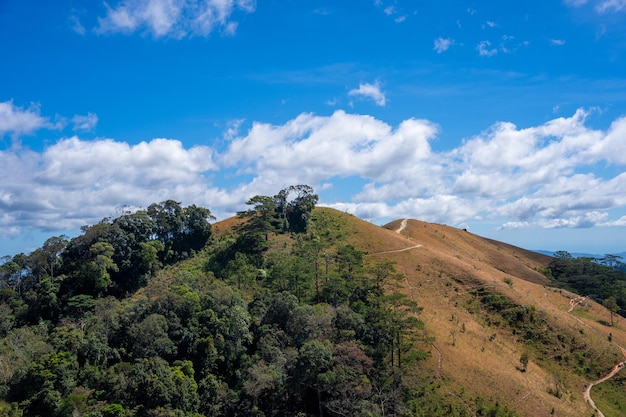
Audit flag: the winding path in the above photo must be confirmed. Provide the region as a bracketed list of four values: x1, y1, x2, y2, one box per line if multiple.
[583, 350, 626, 417]
[390, 221, 626, 416]
[395, 219, 409, 233]
[569, 299, 626, 416]
[366, 219, 422, 256]
[369, 244, 422, 256]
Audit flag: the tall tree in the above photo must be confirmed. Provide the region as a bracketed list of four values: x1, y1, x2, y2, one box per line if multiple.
[29, 236, 68, 282]
[148, 201, 213, 263]
[603, 296, 619, 326]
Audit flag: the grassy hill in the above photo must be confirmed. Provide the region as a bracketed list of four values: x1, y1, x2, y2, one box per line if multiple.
[211, 207, 626, 417]
[312, 209, 625, 417]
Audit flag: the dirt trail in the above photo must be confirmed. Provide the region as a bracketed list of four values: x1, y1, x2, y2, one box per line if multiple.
[367, 219, 421, 256]
[569, 299, 626, 416]
[369, 244, 422, 255]
[395, 219, 408, 233]
[568, 296, 586, 312]
[583, 352, 626, 417]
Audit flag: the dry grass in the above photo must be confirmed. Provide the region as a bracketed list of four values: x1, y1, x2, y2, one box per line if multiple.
[212, 208, 626, 417]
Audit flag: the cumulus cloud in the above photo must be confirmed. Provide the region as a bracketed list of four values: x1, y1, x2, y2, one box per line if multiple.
[433, 37, 454, 53]
[3, 108, 626, 241]
[221, 108, 626, 230]
[94, 0, 256, 38]
[348, 82, 387, 106]
[0, 100, 52, 138]
[0, 136, 228, 237]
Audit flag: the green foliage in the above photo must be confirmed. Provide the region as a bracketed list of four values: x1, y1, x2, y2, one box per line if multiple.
[592, 374, 626, 417]
[548, 251, 626, 316]
[467, 287, 614, 380]
[0, 186, 442, 416]
[238, 185, 319, 241]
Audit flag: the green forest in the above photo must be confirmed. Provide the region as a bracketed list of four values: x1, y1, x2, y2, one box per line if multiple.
[547, 251, 626, 321]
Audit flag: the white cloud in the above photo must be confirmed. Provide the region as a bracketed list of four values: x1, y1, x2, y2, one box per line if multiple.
[476, 37, 526, 56]
[565, 0, 626, 13]
[221, 109, 626, 229]
[94, 0, 256, 38]
[4, 108, 626, 241]
[602, 215, 626, 226]
[550, 38, 566, 45]
[223, 118, 245, 140]
[71, 113, 99, 131]
[0, 100, 51, 138]
[564, 0, 589, 6]
[0, 136, 223, 236]
[476, 40, 498, 57]
[499, 221, 531, 230]
[69, 10, 86, 35]
[348, 82, 387, 106]
[595, 0, 626, 12]
[433, 37, 454, 53]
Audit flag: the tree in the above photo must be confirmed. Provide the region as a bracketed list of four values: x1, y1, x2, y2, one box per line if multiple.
[29, 235, 68, 282]
[285, 185, 319, 233]
[519, 351, 529, 372]
[335, 244, 364, 281]
[380, 292, 424, 369]
[18, 351, 79, 416]
[603, 296, 619, 326]
[129, 313, 177, 359]
[597, 254, 625, 270]
[120, 357, 199, 413]
[147, 201, 213, 263]
[65, 241, 118, 297]
[273, 185, 319, 234]
[178, 204, 214, 256]
[319, 341, 375, 416]
[223, 252, 258, 289]
[294, 339, 333, 416]
[0, 254, 29, 294]
[237, 195, 279, 244]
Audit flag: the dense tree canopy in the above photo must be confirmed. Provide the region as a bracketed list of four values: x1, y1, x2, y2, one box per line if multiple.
[548, 251, 626, 316]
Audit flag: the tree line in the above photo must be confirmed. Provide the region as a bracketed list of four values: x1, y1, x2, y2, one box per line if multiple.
[547, 251, 626, 323]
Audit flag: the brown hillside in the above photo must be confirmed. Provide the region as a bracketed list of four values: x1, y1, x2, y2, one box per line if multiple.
[373, 217, 626, 417]
[214, 208, 626, 417]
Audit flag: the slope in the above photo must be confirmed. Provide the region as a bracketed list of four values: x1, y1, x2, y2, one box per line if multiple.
[211, 208, 626, 417]
[294, 210, 625, 417]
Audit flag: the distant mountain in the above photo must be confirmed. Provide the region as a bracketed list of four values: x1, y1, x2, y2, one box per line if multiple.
[535, 249, 626, 259]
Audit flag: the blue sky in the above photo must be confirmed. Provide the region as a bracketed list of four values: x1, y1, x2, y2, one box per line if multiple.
[2, 0, 626, 257]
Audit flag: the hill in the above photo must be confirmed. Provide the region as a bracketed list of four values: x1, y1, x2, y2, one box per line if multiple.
[372, 215, 626, 417]
[1, 201, 625, 417]
[214, 207, 626, 417]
